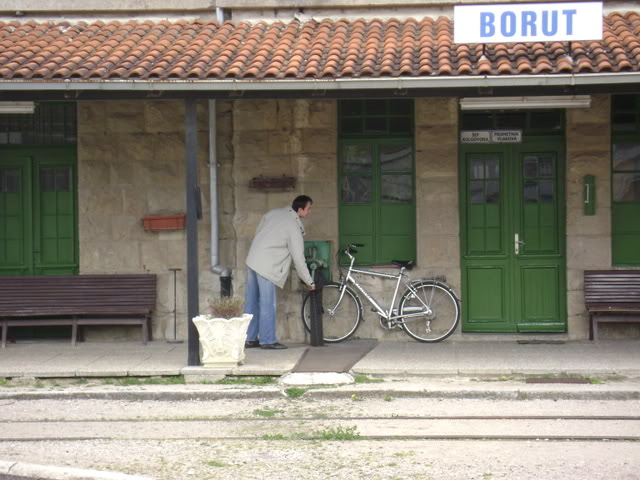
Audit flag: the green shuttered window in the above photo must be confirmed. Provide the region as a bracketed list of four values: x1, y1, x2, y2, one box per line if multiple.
[338, 100, 415, 265]
[612, 95, 640, 265]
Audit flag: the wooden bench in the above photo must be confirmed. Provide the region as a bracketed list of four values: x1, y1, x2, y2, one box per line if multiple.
[584, 270, 640, 341]
[0, 274, 157, 347]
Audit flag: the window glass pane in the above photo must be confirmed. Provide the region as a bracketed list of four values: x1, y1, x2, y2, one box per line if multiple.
[524, 180, 538, 203]
[365, 100, 386, 115]
[342, 175, 372, 203]
[613, 173, 640, 201]
[462, 113, 493, 130]
[539, 180, 554, 203]
[340, 118, 362, 134]
[55, 167, 71, 191]
[530, 111, 563, 131]
[340, 100, 363, 116]
[364, 117, 386, 134]
[381, 174, 412, 203]
[342, 145, 372, 173]
[389, 100, 412, 115]
[612, 114, 636, 132]
[470, 181, 484, 203]
[41, 167, 56, 191]
[496, 112, 526, 129]
[470, 158, 486, 179]
[0, 103, 76, 145]
[613, 94, 637, 112]
[613, 144, 640, 171]
[1, 169, 20, 193]
[486, 158, 499, 179]
[41, 167, 71, 192]
[380, 144, 412, 172]
[539, 156, 553, 177]
[486, 180, 500, 203]
[389, 117, 412, 134]
[523, 157, 538, 178]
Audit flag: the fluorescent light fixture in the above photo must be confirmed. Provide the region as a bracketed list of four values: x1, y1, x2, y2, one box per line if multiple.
[0, 101, 35, 114]
[459, 95, 591, 110]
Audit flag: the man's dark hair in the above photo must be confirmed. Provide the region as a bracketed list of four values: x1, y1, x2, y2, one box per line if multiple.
[292, 195, 313, 212]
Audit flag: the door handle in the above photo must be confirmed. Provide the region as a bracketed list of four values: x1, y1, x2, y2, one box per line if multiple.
[514, 233, 525, 255]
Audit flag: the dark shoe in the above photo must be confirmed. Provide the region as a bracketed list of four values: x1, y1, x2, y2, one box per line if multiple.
[260, 342, 288, 350]
[245, 340, 260, 348]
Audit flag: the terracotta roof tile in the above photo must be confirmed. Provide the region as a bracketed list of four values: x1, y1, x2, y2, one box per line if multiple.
[0, 13, 639, 82]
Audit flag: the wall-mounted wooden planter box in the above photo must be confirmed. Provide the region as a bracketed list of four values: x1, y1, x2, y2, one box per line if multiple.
[142, 214, 186, 232]
[249, 175, 296, 191]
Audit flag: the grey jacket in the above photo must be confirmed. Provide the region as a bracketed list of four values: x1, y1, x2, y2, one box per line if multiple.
[246, 207, 314, 288]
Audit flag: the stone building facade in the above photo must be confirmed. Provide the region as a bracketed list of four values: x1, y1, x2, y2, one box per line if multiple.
[71, 94, 632, 342]
[2, 1, 640, 346]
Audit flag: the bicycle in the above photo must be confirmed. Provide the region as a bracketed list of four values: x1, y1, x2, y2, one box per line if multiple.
[301, 244, 460, 343]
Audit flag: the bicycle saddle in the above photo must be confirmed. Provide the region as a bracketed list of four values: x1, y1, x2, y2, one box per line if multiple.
[392, 260, 414, 270]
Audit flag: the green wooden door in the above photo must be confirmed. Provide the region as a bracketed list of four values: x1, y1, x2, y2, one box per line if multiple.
[339, 138, 415, 265]
[0, 147, 77, 276]
[460, 138, 566, 332]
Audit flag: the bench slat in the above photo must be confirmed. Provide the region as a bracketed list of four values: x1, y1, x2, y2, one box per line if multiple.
[583, 270, 640, 341]
[0, 274, 157, 347]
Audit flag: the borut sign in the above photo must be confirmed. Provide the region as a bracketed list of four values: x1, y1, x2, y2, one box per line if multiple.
[454, 2, 603, 43]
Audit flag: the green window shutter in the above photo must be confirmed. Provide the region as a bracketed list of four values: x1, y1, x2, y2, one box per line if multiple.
[611, 95, 640, 265]
[338, 138, 416, 265]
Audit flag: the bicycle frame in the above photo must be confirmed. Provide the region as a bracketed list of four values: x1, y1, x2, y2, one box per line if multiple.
[330, 250, 433, 324]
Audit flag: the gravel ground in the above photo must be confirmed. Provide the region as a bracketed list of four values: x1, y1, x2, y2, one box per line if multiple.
[2, 438, 639, 480]
[1, 377, 639, 479]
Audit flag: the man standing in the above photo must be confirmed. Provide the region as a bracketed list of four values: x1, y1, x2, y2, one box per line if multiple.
[244, 195, 316, 349]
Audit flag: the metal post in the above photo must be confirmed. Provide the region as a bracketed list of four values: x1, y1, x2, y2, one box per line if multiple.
[185, 99, 200, 366]
[167, 268, 183, 344]
[309, 275, 325, 347]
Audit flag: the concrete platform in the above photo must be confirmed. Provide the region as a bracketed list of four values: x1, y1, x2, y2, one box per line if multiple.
[0, 339, 638, 379]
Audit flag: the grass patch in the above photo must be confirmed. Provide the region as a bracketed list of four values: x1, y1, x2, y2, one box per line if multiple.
[285, 387, 307, 398]
[353, 374, 384, 384]
[216, 376, 276, 385]
[314, 425, 360, 441]
[105, 376, 186, 386]
[524, 374, 608, 385]
[206, 461, 227, 468]
[383, 395, 394, 402]
[0, 379, 7, 386]
[253, 408, 283, 418]
[262, 433, 286, 440]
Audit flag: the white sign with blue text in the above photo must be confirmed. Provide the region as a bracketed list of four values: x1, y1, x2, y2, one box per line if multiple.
[454, 2, 603, 44]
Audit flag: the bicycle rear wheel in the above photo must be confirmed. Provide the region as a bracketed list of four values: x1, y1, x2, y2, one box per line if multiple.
[398, 281, 460, 342]
[301, 282, 362, 343]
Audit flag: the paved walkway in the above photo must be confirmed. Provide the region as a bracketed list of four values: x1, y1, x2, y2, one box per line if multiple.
[1, 338, 638, 378]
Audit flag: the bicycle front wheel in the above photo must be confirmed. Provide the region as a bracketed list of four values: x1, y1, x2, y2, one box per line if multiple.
[398, 281, 460, 342]
[301, 282, 362, 343]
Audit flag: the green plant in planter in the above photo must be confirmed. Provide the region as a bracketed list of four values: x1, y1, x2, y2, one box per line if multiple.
[208, 296, 245, 318]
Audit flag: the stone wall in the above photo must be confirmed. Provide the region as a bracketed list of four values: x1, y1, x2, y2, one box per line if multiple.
[77, 99, 215, 341]
[231, 97, 461, 342]
[566, 95, 639, 339]
[231, 99, 338, 342]
[566, 95, 613, 339]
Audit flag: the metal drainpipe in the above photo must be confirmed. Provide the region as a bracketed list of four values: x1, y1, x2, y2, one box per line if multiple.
[209, 99, 232, 296]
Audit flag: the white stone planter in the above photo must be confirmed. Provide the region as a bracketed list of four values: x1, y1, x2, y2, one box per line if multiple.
[192, 313, 253, 367]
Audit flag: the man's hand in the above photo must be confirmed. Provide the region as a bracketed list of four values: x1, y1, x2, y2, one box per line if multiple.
[308, 284, 316, 291]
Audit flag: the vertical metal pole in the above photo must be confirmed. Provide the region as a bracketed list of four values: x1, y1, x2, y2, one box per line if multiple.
[167, 268, 183, 344]
[185, 99, 200, 366]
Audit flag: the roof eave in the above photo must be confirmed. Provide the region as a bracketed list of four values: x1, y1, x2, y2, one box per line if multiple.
[0, 72, 640, 92]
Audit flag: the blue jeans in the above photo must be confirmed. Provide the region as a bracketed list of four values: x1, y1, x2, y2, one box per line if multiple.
[244, 268, 277, 345]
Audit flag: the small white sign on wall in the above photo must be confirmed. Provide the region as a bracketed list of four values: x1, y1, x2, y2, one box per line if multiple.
[461, 131, 522, 143]
[454, 2, 603, 44]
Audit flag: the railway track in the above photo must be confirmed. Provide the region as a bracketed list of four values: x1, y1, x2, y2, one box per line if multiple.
[2, 414, 639, 442]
